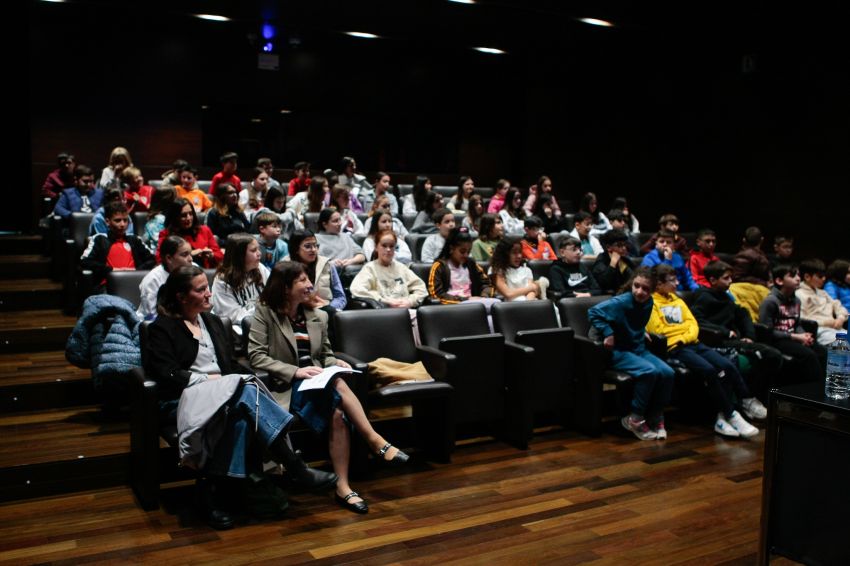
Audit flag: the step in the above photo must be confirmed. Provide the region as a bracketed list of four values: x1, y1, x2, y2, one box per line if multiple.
[0, 310, 75, 352]
[0, 255, 51, 279]
[0, 406, 130, 502]
[0, 235, 44, 255]
[0, 279, 63, 312]
[0, 350, 94, 412]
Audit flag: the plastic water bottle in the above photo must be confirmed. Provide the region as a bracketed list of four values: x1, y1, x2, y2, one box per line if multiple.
[825, 333, 850, 400]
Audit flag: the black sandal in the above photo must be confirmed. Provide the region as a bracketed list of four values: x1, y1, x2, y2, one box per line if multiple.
[335, 491, 369, 514]
[377, 443, 409, 466]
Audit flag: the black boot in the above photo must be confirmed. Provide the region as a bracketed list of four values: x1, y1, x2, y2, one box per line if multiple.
[196, 477, 235, 530]
[271, 434, 338, 490]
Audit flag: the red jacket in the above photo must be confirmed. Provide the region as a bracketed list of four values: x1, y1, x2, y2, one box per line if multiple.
[688, 251, 719, 287]
[210, 172, 242, 195]
[288, 177, 310, 197]
[521, 238, 556, 261]
[156, 225, 223, 268]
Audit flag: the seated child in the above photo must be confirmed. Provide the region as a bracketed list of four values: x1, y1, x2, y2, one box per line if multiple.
[759, 264, 827, 384]
[796, 259, 849, 345]
[362, 211, 413, 265]
[53, 165, 104, 220]
[690, 261, 784, 405]
[80, 202, 154, 288]
[688, 228, 720, 287]
[490, 237, 548, 301]
[89, 188, 136, 236]
[592, 229, 636, 294]
[730, 226, 771, 322]
[640, 213, 689, 257]
[211, 234, 271, 335]
[427, 228, 496, 305]
[640, 230, 698, 291]
[487, 179, 509, 214]
[421, 208, 456, 264]
[254, 212, 289, 270]
[607, 209, 639, 256]
[768, 235, 794, 273]
[471, 213, 503, 262]
[314, 207, 366, 268]
[648, 264, 762, 438]
[210, 151, 241, 196]
[549, 236, 601, 298]
[520, 216, 556, 260]
[588, 267, 675, 440]
[825, 259, 850, 312]
[351, 230, 428, 308]
[137, 235, 193, 320]
[175, 166, 213, 212]
[568, 211, 603, 258]
[120, 166, 153, 213]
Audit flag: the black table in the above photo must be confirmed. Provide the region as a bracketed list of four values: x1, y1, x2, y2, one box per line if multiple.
[759, 382, 850, 565]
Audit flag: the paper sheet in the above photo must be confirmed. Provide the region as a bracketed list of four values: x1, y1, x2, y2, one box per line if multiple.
[296, 366, 362, 391]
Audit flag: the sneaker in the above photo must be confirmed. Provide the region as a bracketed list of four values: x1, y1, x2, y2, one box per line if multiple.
[728, 410, 759, 438]
[741, 397, 767, 420]
[621, 416, 658, 440]
[714, 413, 740, 438]
[654, 419, 667, 440]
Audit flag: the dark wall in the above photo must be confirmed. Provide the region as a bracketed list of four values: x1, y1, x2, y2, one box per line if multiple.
[26, 1, 850, 260]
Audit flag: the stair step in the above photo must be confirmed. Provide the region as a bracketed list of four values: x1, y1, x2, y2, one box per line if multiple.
[0, 351, 94, 412]
[0, 406, 130, 502]
[0, 255, 51, 279]
[0, 235, 44, 255]
[0, 280, 63, 312]
[0, 310, 75, 352]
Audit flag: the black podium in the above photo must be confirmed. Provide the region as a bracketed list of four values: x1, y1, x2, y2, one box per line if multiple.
[759, 382, 850, 565]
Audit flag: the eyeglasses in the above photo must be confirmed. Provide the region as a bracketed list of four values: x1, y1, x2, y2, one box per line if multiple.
[301, 243, 319, 250]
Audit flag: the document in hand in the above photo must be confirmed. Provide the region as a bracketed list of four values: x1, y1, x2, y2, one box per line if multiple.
[296, 365, 362, 391]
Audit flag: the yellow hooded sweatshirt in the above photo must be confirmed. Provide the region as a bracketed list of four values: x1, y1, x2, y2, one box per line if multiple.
[647, 291, 700, 351]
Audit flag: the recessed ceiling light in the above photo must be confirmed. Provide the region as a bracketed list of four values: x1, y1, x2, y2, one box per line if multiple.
[578, 17, 614, 27]
[473, 47, 506, 55]
[40, 0, 67, 3]
[280, 109, 292, 114]
[448, 0, 476, 4]
[251, 118, 262, 123]
[201, 105, 209, 110]
[346, 31, 379, 39]
[195, 14, 231, 22]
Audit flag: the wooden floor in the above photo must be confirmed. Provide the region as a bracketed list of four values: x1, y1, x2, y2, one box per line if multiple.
[0, 421, 799, 565]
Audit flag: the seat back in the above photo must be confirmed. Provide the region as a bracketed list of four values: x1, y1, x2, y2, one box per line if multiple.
[401, 213, 418, 231]
[409, 262, 433, 285]
[417, 302, 490, 346]
[132, 212, 148, 236]
[106, 270, 149, 307]
[304, 212, 320, 234]
[528, 260, 554, 281]
[70, 212, 95, 251]
[335, 309, 418, 363]
[492, 300, 559, 340]
[204, 268, 217, 288]
[405, 234, 431, 262]
[557, 295, 612, 339]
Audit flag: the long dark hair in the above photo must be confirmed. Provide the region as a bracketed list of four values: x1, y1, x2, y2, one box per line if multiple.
[307, 176, 327, 213]
[157, 265, 205, 318]
[478, 213, 501, 241]
[454, 175, 474, 206]
[490, 236, 522, 276]
[288, 229, 318, 284]
[619, 266, 656, 296]
[580, 192, 601, 224]
[412, 175, 431, 212]
[465, 194, 485, 230]
[215, 233, 264, 293]
[827, 259, 850, 286]
[503, 188, 526, 220]
[160, 235, 188, 272]
[318, 207, 338, 233]
[264, 186, 286, 213]
[258, 261, 307, 314]
[148, 186, 176, 219]
[438, 228, 473, 261]
[165, 198, 200, 236]
[213, 182, 241, 217]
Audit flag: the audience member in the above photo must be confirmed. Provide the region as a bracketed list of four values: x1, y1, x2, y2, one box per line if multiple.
[157, 199, 223, 268]
[471, 213, 503, 262]
[549, 236, 601, 298]
[421, 208, 456, 264]
[351, 230, 427, 308]
[641, 230, 698, 291]
[427, 228, 495, 304]
[688, 229, 720, 287]
[490, 236, 547, 301]
[210, 151, 241, 196]
[53, 165, 103, 219]
[797, 259, 849, 345]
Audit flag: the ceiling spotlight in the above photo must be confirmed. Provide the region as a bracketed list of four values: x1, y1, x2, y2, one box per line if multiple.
[195, 14, 231, 22]
[578, 17, 614, 27]
[346, 31, 379, 39]
[251, 118, 263, 123]
[448, 0, 476, 4]
[473, 47, 506, 55]
[280, 109, 292, 114]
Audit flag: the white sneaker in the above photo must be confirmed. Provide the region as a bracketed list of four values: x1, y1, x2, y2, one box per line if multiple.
[621, 416, 658, 440]
[741, 397, 767, 420]
[728, 410, 759, 438]
[714, 413, 740, 437]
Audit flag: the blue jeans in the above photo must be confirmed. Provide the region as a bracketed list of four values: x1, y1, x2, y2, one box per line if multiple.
[205, 381, 294, 478]
[611, 349, 675, 418]
[669, 343, 750, 418]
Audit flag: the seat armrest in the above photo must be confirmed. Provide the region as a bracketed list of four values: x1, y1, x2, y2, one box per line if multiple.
[800, 318, 818, 336]
[348, 297, 384, 310]
[416, 344, 456, 381]
[546, 289, 565, 301]
[334, 352, 369, 373]
[698, 327, 726, 347]
[646, 333, 668, 357]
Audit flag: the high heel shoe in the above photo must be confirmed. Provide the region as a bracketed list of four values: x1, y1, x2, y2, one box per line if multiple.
[377, 443, 409, 466]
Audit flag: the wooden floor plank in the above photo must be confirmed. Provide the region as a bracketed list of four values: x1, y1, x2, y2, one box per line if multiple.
[0, 422, 793, 565]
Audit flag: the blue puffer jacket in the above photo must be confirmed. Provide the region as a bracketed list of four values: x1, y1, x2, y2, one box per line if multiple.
[66, 294, 141, 390]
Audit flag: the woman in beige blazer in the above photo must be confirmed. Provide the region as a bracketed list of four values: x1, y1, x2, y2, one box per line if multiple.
[248, 261, 408, 515]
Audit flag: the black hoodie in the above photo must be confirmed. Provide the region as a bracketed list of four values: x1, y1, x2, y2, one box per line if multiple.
[690, 286, 755, 340]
